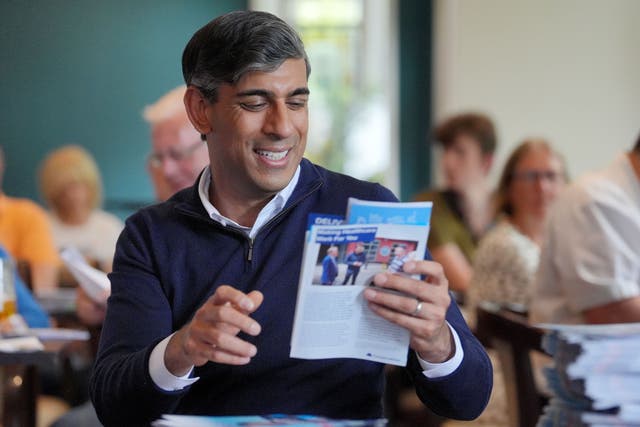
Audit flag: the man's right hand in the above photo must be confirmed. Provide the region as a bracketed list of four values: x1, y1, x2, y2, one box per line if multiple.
[164, 285, 263, 376]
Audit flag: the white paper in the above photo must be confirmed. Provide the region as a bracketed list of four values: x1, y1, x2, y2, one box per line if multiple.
[290, 223, 429, 366]
[59, 246, 110, 304]
[0, 335, 44, 352]
[30, 327, 90, 341]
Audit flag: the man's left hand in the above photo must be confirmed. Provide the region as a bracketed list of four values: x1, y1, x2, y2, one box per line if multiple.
[363, 260, 453, 363]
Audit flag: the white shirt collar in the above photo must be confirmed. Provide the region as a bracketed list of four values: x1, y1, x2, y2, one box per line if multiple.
[197, 165, 301, 239]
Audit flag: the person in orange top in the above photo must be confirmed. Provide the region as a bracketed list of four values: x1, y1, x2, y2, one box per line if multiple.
[0, 146, 59, 293]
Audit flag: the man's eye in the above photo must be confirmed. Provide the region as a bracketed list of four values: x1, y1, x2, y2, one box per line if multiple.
[287, 99, 307, 110]
[240, 102, 267, 111]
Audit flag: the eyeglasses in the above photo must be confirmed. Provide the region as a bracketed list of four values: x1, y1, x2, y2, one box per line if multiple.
[147, 141, 204, 169]
[511, 170, 562, 183]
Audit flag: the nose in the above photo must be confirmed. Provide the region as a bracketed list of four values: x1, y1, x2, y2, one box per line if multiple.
[158, 156, 181, 179]
[535, 174, 558, 197]
[263, 101, 295, 140]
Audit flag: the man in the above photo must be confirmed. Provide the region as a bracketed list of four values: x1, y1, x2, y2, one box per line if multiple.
[91, 11, 491, 426]
[143, 85, 210, 202]
[321, 246, 339, 286]
[531, 133, 640, 325]
[342, 243, 365, 285]
[0, 146, 59, 293]
[388, 245, 411, 274]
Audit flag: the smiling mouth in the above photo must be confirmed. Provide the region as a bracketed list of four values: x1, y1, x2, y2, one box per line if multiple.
[254, 149, 290, 161]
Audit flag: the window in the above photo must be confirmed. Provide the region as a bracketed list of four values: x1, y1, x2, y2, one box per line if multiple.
[251, 0, 399, 193]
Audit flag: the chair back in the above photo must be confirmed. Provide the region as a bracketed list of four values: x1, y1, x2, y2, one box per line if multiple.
[475, 302, 547, 427]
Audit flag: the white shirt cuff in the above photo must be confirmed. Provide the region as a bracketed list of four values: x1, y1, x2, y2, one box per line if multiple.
[416, 321, 464, 378]
[149, 333, 199, 391]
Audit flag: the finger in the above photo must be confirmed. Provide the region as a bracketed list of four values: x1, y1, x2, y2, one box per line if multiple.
[207, 329, 258, 358]
[184, 338, 254, 367]
[197, 303, 261, 337]
[370, 272, 450, 306]
[364, 287, 448, 321]
[367, 300, 446, 336]
[205, 348, 252, 366]
[402, 260, 448, 285]
[211, 285, 258, 312]
[186, 322, 258, 356]
[363, 286, 424, 316]
[246, 290, 264, 312]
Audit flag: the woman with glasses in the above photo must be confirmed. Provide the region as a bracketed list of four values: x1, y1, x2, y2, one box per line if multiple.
[467, 138, 568, 322]
[464, 138, 567, 426]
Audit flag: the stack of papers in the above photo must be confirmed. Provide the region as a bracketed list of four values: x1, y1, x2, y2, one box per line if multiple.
[537, 323, 640, 426]
[152, 414, 386, 427]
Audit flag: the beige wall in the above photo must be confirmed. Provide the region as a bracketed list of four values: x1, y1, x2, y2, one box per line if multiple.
[433, 0, 640, 183]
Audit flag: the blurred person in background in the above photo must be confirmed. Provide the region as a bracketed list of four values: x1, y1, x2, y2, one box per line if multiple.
[467, 139, 567, 324]
[38, 145, 123, 426]
[39, 145, 123, 273]
[413, 113, 497, 294]
[0, 145, 59, 293]
[464, 139, 567, 427]
[531, 132, 640, 325]
[143, 85, 210, 202]
[52, 88, 210, 427]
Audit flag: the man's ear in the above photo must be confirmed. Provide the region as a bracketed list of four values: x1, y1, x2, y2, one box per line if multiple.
[184, 86, 213, 137]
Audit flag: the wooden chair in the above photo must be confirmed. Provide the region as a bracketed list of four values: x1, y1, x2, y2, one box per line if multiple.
[475, 302, 548, 427]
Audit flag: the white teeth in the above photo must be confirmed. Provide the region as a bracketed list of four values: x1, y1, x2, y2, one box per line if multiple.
[256, 149, 288, 161]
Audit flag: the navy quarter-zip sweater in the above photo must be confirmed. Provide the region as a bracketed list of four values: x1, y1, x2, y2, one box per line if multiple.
[91, 159, 492, 426]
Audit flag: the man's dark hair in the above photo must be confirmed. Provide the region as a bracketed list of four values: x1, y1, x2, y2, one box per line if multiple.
[182, 10, 310, 103]
[634, 131, 640, 153]
[434, 112, 497, 155]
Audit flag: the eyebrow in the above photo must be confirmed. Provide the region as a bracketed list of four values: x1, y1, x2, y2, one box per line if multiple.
[236, 87, 310, 98]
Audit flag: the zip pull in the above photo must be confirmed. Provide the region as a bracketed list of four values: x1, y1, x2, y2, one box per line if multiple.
[247, 238, 254, 262]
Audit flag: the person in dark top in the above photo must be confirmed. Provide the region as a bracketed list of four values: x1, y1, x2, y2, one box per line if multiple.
[321, 246, 339, 285]
[342, 243, 366, 285]
[90, 10, 492, 426]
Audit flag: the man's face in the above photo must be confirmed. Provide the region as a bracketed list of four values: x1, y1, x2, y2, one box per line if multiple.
[441, 134, 491, 192]
[203, 58, 309, 203]
[148, 113, 209, 201]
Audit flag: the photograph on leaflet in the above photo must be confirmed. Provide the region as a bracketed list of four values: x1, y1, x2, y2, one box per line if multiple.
[290, 223, 428, 366]
[312, 239, 420, 287]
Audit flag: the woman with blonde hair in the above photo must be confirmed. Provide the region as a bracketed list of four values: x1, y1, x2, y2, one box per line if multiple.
[39, 145, 123, 272]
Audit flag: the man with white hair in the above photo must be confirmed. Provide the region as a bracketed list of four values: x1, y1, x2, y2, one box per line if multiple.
[53, 87, 211, 427]
[143, 85, 210, 201]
